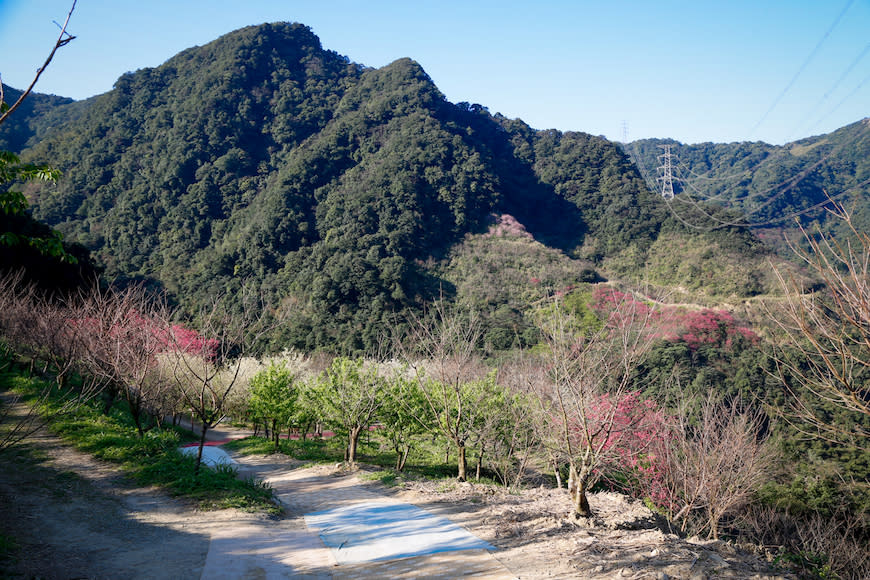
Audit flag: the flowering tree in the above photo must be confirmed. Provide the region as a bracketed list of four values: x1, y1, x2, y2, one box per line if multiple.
[589, 391, 671, 503]
[74, 285, 178, 436]
[590, 285, 756, 350]
[538, 289, 659, 517]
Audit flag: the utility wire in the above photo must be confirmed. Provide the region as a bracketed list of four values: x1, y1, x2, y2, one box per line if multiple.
[787, 40, 870, 141]
[806, 68, 870, 134]
[749, 0, 856, 138]
[658, 122, 869, 230]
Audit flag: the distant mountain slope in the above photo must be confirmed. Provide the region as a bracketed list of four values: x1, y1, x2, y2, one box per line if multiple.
[628, 119, 870, 241]
[3, 22, 771, 351]
[0, 85, 74, 152]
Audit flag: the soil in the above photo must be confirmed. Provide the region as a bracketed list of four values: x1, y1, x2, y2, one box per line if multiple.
[0, 426, 794, 579]
[378, 476, 793, 579]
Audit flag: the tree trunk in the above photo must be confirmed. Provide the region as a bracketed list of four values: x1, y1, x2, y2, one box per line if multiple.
[553, 459, 563, 489]
[396, 445, 410, 471]
[102, 390, 117, 415]
[129, 400, 145, 438]
[348, 426, 362, 464]
[568, 464, 592, 518]
[395, 444, 403, 471]
[475, 445, 485, 481]
[194, 423, 209, 477]
[457, 443, 468, 482]
[272, 418, 279, 450]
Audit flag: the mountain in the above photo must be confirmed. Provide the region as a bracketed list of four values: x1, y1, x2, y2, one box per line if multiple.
[3, 23, 774, 351]
[626, 119, 870, 247]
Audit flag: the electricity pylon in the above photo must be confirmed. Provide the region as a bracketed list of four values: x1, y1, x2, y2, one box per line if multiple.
[657, 144, 675, 199]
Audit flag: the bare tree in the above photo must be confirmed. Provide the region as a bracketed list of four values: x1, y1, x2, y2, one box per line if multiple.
[75, 284, 172, 436]
[501, 350, 570, 488]
[160, 291, 267, 475]
[536, 289, 658, 518]
[0, 272, 93, 452]
[771, 201, 870, 451]
[654, 393, 777, 539]
[31, 295, 87, 389]
[0, 2, 76, 124]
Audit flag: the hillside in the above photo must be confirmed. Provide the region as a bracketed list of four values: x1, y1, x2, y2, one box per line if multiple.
[2, 23, 787, 350]
[627, 119, 870, 248]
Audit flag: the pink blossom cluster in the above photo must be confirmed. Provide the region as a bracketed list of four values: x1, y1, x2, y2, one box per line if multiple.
[551, 391, 673, 505]
[482, 214, 533, 240]
[589, 286, 757, 350]
[70, 313, 218, 359]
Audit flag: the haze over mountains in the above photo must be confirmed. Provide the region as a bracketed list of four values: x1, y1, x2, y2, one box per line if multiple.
[2, 22, 867, 351]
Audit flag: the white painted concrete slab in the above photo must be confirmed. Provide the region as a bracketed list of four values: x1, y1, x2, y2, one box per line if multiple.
[304, 501, 494, 565]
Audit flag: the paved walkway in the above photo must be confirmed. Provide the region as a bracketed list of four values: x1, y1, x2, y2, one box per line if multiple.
[194, 429, 517, 579]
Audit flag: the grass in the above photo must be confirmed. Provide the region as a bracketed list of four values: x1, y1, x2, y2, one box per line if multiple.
[224, 433, 345, 463]
[358, 468, 401, 487]
[225, 429, 497, 488]
[4, 369, 279, 514]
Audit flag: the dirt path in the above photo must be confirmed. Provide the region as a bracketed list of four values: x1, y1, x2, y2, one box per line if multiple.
[1, 421, 793, 579]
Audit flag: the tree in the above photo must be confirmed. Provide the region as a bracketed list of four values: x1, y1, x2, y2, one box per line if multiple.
[75, 285, 173, 436]
[378, 370, 432, 471]
[0, 1, 77, 264]
[0, 2, 76, 126]
[401, 300, 497, 481]
[248, 362, 297, 450]
[772, 200, 870, 451]
[0, 271, 94, 453]
[536, 288, 658, 518]
[476, 369, 540, 488]
[311, 356, 384, 464]
[653, 393, 777, 540]
[160, 291, 263, 475]
[0, 2, 87, 454]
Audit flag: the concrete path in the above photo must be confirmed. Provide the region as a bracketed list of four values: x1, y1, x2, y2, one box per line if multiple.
[197, 441, 517, 579]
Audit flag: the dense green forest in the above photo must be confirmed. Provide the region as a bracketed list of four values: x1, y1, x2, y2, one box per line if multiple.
[1, 22, 777, 352]
[627, 119, 870, 244]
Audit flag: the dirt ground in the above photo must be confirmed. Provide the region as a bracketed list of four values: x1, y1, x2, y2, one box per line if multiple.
[381, 476, 793, 579]
[0, 428, 793, 579]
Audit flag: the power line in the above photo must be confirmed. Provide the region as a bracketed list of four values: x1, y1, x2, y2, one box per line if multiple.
[656, 122, 870, 230]
[749, 0, 856, 138]
[805, 68, 870, 134]
[787, 40, 870, 141]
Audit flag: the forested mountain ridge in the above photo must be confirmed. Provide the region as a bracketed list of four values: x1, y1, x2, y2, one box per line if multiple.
[4, 22, 770, 350]
[628, 118, 870, 243]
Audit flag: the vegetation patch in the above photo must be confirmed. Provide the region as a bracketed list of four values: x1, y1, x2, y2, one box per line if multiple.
[8, 370, 278, 514]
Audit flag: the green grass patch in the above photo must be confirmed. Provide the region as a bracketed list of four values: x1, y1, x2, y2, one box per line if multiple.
[5, 371, 278, 514]
[358, 468, 401, 487]
[225, 435, 345, 463]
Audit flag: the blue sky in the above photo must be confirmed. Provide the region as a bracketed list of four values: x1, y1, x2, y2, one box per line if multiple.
[1, 0, 868, 145]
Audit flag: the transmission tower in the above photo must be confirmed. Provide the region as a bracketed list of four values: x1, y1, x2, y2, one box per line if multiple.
[657, 144, 675, 199]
